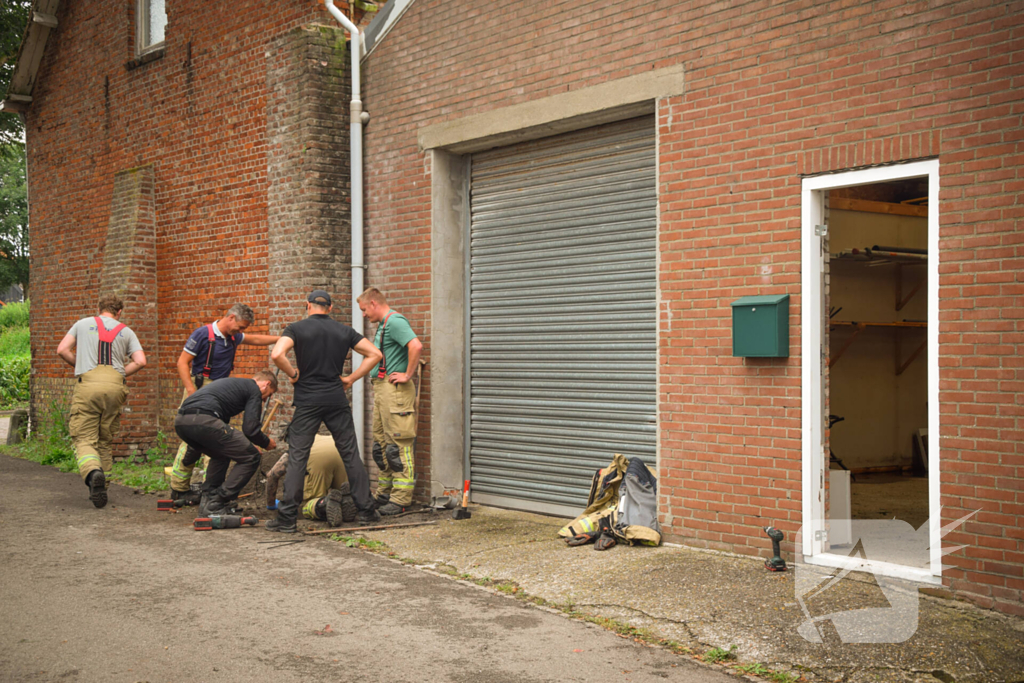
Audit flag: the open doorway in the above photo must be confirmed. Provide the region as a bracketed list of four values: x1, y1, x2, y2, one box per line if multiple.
[801, 160, 940, 582]
[825, 179, 929, 561]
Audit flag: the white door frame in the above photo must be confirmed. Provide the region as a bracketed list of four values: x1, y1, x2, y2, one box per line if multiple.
[801, 159, 941, 584]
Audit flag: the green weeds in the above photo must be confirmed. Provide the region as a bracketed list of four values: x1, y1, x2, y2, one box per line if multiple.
[738, 663, 770, 675]
[2, 400, 174, 493]
[0, 326, 29, 357]
[703, 645, 737, 663]
[329, 535, 386, 549]
[0, 301, 29, 408]
[0, 302, 29, 329]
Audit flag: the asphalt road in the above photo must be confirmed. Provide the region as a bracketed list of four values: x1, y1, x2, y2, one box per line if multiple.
[0, 454, 734, 683]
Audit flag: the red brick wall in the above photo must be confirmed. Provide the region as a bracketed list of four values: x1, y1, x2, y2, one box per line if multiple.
[360, 0, 1023, 613]
[26, 1, 369, 450]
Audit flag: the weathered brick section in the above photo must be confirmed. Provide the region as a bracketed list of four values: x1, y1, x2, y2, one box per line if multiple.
[99, 166, 159, 455]
[265, 24, 353, 426]
[360, 0, 1024, 613]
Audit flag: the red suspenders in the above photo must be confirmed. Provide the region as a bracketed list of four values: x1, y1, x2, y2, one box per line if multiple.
[375, 312, 394, 379]
[200, 323, 238, 379]
[94, 316, 127, 366]
[201, 324, 216, 378]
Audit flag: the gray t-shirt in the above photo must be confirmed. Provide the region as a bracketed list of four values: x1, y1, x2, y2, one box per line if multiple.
[68, 315, 143, 376]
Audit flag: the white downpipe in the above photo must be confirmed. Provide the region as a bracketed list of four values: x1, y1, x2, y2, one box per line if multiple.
[324, 1, 366, 454]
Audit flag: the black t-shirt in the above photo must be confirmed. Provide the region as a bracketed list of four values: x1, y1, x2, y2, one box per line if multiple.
[282, 314, 364, 406]
[178, 377, 270, 449]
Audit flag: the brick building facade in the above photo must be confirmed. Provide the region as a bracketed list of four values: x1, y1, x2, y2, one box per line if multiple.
[8, 0, 1023, 614]
[18, 1, 370, 452]
[355, 0, 1023, 615]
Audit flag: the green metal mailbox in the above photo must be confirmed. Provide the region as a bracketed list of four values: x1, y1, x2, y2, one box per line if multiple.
[731, 294, 789, 358]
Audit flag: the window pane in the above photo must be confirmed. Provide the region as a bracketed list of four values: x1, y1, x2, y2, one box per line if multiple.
[146, 0, 166, 46]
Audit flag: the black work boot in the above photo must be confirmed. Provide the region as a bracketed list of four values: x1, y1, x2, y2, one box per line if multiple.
[356, 508, 382, 526]
[372, 494, 389, 510]
[378, 502, 407, 516]
[324, 489, 344, 527]
[265, 515, 297, 533]
[87, 470, 107, 509]
[198, 490, 230, 517]
[314, 497, 329, 523]
[170, 488, 201, 506]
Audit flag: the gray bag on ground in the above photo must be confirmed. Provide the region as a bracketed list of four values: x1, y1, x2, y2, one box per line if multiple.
[613, 457, 662, 546]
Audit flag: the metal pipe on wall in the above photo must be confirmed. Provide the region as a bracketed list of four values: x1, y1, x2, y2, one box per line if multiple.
[323, 0, 367, 453]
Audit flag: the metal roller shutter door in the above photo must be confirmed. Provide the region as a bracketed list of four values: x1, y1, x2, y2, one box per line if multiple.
[468, 116, 657, 516]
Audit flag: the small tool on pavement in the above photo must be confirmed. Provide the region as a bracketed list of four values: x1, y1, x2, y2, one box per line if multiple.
[194, 515, 259, 531]
[303, 521, 437, 535]
[257, 538, 305, 549]
[763, 526, 787, 571]
[452, 479, 472, 520]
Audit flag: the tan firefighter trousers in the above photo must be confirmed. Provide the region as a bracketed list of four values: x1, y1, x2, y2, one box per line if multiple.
[69, 365, 129, 483]
[371, 378, 416, 506]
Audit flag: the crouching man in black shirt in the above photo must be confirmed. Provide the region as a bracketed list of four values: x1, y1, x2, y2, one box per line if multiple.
[174, 369, 278, 516]
[266, 290, 383, 533]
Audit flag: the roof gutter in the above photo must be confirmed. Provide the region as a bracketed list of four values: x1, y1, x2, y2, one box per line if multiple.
[1, 1, 63, 114]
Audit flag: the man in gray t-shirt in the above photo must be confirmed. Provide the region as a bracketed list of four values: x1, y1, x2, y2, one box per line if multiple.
[57, 296, 147, 508]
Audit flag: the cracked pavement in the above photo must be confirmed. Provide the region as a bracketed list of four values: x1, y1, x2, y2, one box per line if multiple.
[0, 454, 735, 683]
[360, 505, 1024, 683]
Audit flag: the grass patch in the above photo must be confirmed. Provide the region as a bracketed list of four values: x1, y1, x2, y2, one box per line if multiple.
[108, 430, 174, 493]
[737, 663, 770, 675]
[329, 534, 387, 550]
[702, 645, 737, 663]
[2, 401, 175, 494]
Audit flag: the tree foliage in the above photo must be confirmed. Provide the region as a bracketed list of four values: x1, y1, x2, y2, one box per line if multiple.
[0, 143, 28, 298]
[0, 0, 31, 146]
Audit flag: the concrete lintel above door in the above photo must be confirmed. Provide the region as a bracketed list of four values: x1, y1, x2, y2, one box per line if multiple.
[418, 64, 684, 155]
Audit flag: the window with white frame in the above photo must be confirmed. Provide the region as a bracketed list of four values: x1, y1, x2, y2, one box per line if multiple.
[137, 0, 167, 52]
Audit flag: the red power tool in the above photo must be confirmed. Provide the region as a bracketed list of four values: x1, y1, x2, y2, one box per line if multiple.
[194, 515, 258, 531]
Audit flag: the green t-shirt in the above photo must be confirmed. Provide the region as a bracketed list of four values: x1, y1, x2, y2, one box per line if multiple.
[373, 312, 417, 377]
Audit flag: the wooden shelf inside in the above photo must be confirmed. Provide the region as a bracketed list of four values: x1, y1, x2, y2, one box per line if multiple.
[830, 321, 927, 329]
[829, 321, 927, 373]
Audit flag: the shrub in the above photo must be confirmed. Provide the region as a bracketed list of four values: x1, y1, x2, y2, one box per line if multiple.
[0, 326, 29, 358]
[0, 301, 29, 330]
[0, 354, 30, 407]
[39, 400, 76, 472]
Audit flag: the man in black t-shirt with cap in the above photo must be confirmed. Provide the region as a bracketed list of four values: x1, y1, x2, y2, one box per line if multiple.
[266, 290, 383, 533]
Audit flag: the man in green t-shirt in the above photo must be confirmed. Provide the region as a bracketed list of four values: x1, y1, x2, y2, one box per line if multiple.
[357, 287, 423, 515]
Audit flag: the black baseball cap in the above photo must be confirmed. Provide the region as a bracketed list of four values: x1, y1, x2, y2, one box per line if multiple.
[307, 290, 332, 306]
